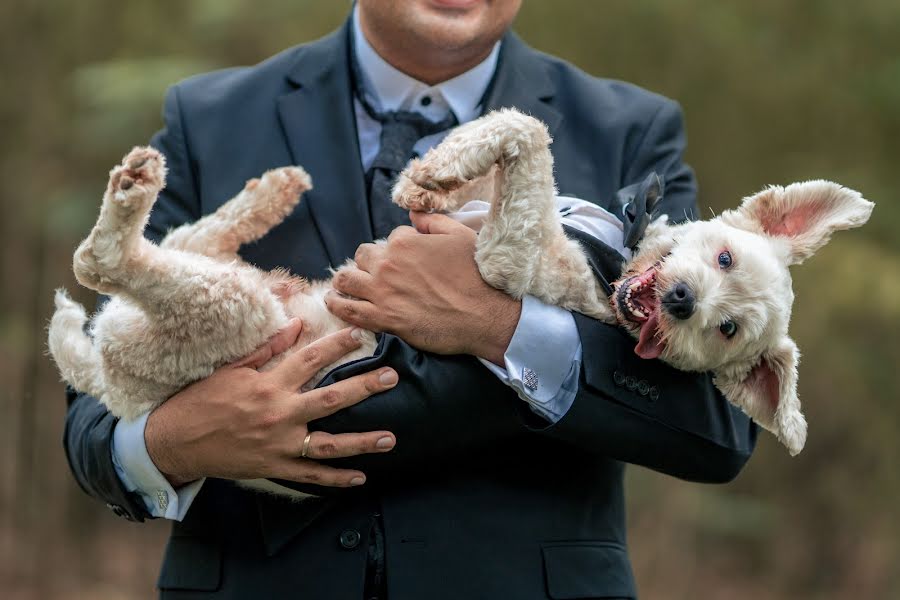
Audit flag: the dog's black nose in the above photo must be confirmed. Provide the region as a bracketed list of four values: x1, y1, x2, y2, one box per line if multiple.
[662, 283, 695, 320]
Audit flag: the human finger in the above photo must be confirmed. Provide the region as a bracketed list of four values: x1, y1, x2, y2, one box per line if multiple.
[295, 367, 398, 422]
[410, 211, 472, 235]
[271, 459, 368, 488]
[297, 430, 396, 460]
[353, 242, 383, 272]
[332, 267, 376, 301]
[324, 292, 382, 330]
[270, 327, 365, 389]
[386, 225, 417, 242]
[229, 318, 303, 369]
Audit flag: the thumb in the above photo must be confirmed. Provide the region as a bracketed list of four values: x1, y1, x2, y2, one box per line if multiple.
[230, 318, 303, 369]
[410, 211, 469, 235]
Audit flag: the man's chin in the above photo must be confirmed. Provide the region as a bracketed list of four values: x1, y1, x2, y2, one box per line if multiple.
[425, 0, 484, 11]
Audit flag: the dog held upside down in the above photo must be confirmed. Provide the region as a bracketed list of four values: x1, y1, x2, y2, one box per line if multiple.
[49, 110, 873, 499]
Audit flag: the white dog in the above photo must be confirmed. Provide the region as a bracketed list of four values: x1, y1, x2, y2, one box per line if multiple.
[49, 110, 873, 499]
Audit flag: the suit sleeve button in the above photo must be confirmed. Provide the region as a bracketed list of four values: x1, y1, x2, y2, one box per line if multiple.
[637, 380, 650, 396]
[625, 376, 637, 390]
[339, 529, 361, 549]
[649, 386, 660, 401]
[613, 371, 626, 385]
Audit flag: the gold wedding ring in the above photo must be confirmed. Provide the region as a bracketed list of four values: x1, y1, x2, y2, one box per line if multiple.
[301, 432, 313, 458]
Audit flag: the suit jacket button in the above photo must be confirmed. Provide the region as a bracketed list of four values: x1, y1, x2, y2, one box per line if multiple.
[625, 375, 637, 390]
[613, 371, 626, 386]
[637, 380, 650, 396]
[339, 529, 361, 549]
[649, 386, 660, 401]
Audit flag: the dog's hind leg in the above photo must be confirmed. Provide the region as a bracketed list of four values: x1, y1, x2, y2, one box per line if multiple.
[160, 166, 311, 261]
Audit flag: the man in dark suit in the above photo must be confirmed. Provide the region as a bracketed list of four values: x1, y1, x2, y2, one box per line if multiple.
[64, 1, 756, 597]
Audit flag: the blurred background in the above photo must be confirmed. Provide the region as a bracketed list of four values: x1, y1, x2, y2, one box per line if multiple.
[1, 0, 898, 598]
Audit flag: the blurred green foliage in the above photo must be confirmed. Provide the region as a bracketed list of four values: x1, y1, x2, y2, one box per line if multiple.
[1, 1, 897, 598]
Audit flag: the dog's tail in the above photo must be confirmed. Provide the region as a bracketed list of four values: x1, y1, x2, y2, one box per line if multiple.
[47, 289, 106, 398]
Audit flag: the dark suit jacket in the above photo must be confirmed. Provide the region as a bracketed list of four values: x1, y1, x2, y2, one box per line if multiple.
[64, 21, 756, 600]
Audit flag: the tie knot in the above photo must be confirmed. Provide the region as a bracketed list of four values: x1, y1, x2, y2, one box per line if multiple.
[370, 110, 456, 173]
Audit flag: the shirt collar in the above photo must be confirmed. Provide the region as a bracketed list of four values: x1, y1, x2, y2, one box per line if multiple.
[351, 4, 500, 123]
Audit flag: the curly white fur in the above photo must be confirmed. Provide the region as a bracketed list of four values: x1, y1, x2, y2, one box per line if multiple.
[48, 110, 874, 502]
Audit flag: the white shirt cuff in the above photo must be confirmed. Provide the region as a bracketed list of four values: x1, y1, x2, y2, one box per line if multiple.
[480, 295, 582, 423]
[111, 412, 205, 521]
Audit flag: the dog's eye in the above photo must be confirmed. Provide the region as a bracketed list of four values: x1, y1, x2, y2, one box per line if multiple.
[719, 320, 738, 339]
[717, 251, 733, 269]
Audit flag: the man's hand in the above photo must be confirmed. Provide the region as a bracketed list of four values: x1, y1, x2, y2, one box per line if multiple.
[326, 212, 521, 365]
[144, 320, 399, 488]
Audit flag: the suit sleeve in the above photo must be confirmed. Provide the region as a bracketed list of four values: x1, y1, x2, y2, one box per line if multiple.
[306, 100, 756, 488]
[63, 86, 201, 522]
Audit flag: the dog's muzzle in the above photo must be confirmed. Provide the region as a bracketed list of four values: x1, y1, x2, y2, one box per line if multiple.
[661, 282, 695, 320]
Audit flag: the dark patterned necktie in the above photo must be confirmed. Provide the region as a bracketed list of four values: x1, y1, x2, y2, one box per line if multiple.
[363, 103, 457, 238]
[351, 57, 458, 238]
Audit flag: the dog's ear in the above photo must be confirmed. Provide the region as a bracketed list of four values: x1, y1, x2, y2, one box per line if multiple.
[715, 337, 807, 455]
[725, 180, 873, 265]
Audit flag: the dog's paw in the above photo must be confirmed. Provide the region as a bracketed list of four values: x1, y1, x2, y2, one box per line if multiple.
[256, 166, 312, 199]
[107, 147, 166, 211]
[246, 166, 312, 217]
[391, 159, 464, 212]
[392, 173, 446, 213]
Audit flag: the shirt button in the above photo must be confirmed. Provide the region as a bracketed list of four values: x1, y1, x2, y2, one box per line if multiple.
[637, 380, 650, 396]
[339, 529, 361, 549]
[625, 375, 637, 391]
[649, 386, 660, 401]
[420, 95, 432, 106]
[613, 371, 626, 386]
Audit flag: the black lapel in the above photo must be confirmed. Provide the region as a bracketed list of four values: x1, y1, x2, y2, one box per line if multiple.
[483, 32, 563, 139]
[276, 20, 372, 267]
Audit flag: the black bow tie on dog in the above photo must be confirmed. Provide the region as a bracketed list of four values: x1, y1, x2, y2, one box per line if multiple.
[617, 172, 664, 250]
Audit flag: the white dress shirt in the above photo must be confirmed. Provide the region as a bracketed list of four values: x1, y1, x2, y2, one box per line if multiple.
[110, 5, 629, 520]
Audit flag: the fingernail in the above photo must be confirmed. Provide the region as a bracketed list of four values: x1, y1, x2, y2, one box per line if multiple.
[376, 436, 395, 449]
[351, 327, 366, 341]
[350, 476, 366, 486]
[379, 369, 398, 385]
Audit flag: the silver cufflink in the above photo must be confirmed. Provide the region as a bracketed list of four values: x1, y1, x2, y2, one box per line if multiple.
[156, 490, 169, 511]
[523, 367, 539, 392]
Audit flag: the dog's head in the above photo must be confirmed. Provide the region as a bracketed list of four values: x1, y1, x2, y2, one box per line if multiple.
[612, 181, 874, 455]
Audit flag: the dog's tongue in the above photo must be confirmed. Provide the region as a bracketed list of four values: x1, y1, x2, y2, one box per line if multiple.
[635, 311, 664, 359]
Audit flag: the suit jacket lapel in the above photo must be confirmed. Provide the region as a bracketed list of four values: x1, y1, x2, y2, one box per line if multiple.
[276, 21, 373, 268]
[484, 32, 563, 140]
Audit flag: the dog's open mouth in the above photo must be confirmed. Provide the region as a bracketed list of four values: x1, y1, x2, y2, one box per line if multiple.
[614, 263, 666, 360]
